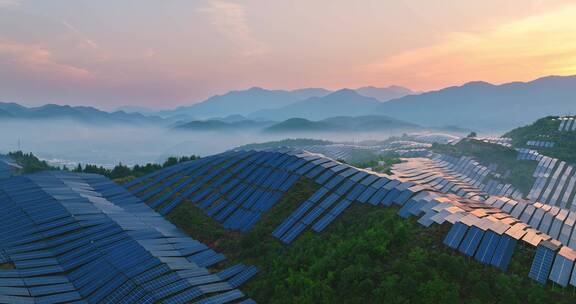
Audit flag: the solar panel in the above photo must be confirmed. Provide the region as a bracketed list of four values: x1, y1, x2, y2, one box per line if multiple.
[549, 247, 576, 287]
[529, 241, 560, 284]
[474, 231, 500, 265]
[443, 222, 468, 249]
[458, 226, 485, 257]
[0, 171, 256, 303]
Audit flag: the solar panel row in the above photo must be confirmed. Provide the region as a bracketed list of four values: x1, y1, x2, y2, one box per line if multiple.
[128, 148, 576, 288]
[516, 148, 543, 161]
[526, 140, 555, 148]
[558, 116, 576, 132]
[129, 150, 307, 232]
[0, 171, 255, 303]
[526, 156, 576, 210]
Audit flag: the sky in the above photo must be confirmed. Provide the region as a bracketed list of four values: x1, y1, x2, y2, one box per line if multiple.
[1, 0, 576, 109]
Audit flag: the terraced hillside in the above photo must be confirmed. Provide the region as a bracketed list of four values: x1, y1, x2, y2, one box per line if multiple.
[430, 139, 538, 196]
[125, 149, 576, 301]
[0, 172, 257, 303]
[506, 116, 576, 163]
[496, 117, 576, 210]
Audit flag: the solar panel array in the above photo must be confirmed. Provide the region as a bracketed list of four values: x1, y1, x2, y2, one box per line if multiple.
[527, 156, 576, 210]
[0, 171, 257, 304]
[517, 148, 543, 161]
[398, 155, 524, 200]
[0, 154, 21, 179]
[130, 149, 576, 288]
[127, 150, 304, 232]
[300, 142, 432, 161]
[558, 117, 576, 132]
[299, 145, 368, 162]
[526, 140, 555, 148]
[405, 133, 460, 144]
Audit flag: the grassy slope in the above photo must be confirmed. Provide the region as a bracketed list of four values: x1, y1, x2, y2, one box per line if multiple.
[431, 139, 537, 194]
[505, 116, 576, 164]
[166, 178, 575, 303]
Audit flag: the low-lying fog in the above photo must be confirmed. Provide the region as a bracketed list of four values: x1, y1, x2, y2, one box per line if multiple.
[0, 120, 448, 168]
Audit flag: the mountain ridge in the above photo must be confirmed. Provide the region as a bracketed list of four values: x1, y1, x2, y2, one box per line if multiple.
[249, 89, 382, 121]
[0, 102, 169, 125]
[375, 75, 576, 131]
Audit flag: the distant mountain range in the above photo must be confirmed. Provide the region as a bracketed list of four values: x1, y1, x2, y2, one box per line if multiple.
[0, 102, 169, 125]
[355, 85, 415, 102]
[264, 115, 421, 133]
[156, 86, 414, 119]
[157, 87, 323, 119]
[5, 75, 576, 131]
[374, 75, 576, 131]
[173, 118, 274, 131]
[249, 89, 382, 121]
[173, 114, 422, 134]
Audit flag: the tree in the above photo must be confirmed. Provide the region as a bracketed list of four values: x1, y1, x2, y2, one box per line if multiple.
[467, 131, 478, 138]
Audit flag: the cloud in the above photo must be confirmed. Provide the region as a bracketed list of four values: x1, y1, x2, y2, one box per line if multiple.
[60, 19, 100, 50]
[0, 39, 92, 80]
[362, 4, 576, 90]
[199, 0, 267, 57]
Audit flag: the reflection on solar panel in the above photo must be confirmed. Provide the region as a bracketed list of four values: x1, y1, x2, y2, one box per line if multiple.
[0, 171, 255, 303]
[0, 154, 21, 179]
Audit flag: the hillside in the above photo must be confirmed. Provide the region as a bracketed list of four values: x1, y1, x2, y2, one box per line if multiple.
[264, 115, 421, 134]
[0, 102, 168, 125]
[430, 139, 537, 194]
[168, 197, 570, 303]
[505, 116, 576, 163]
[375, 75, 576, 131]
[249, 89, 381, 121]
[264, 118, 335, 133]
[173, 119, 274, 131]
[153, 170, 572, 303]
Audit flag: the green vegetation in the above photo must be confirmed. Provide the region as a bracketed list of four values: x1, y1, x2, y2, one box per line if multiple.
[7, 151, 55, 173]
[431, 139, 537, 194]
[6, 150, 198, 183]
[467, 131, 478, 138]
[352, 155, 402, 174]
[166, 178, 575, 303]
[237, 138, 333, 150]
[506, 116, 576, 164]
[73, 155, 200, 183]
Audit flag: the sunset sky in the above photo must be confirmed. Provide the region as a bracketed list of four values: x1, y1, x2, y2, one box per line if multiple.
[1, 0, 576, 109]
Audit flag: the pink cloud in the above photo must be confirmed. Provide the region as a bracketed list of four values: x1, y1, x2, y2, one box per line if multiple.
[0, 40, 92, 81]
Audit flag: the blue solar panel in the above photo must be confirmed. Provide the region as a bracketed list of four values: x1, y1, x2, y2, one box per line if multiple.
[529, 242, 559, 284]
[458, 226, 484, 257]
[474, 231, 500, 265]
[0, 171, 257, 303]
[315, 171, 335, 185]
[356, 187, 377, 204]
[312, 199, 352, 232]
[549, 252, 574, 287]
[443, 222, 468, 249]
[397, 200, 417, 218]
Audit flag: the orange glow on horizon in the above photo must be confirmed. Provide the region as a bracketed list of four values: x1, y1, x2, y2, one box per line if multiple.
[359, 4, 576, 91]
